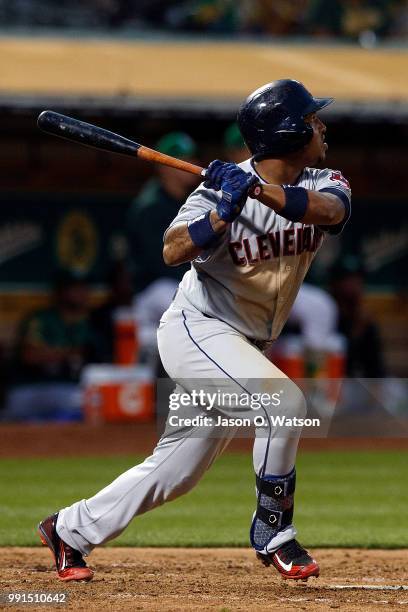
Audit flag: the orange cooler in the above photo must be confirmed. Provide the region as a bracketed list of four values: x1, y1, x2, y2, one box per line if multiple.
[82, 364, 154, 423]
[113, 307, 139, 365]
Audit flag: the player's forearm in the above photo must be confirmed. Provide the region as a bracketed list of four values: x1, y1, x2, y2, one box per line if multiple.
[163, 211, 228, 266]
[163, 224, 201, 266]
[257, 184, 345, 225]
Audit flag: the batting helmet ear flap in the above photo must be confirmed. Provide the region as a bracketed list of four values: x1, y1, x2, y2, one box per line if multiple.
[237, 79, 334, 159]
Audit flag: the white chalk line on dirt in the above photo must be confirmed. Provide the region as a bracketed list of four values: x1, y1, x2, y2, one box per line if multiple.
[329, 585, 408, 591]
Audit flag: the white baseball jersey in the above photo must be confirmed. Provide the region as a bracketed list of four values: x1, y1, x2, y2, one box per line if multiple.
[167, 159, 351, 343]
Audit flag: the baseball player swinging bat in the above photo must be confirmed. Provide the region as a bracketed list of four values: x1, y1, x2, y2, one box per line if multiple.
[37, 110, 263, 197]
[37, 81, 352, 584]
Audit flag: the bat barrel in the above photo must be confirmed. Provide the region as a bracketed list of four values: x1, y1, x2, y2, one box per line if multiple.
[37, 111, 140, 157]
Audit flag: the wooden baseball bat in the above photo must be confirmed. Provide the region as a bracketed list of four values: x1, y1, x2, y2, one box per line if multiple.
[37, 110, 262, 196]
[37, 110, 206, 177]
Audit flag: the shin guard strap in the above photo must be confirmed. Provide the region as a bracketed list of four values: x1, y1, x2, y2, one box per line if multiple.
[256, 472, 296, 498]
[256, 506, 294, 530]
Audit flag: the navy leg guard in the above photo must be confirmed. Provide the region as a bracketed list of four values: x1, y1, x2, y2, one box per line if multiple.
[250, 468, 296, 551]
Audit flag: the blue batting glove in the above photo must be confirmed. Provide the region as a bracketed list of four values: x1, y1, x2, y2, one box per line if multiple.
[216, 168, 259, 222]
[203, 160, 237, 190]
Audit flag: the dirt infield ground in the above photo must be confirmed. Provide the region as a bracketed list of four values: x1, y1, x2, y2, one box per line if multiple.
[1, 547, 408, 611]
[1, 423, 406, 457]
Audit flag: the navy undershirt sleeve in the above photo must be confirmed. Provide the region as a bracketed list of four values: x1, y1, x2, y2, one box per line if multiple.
[317, 187, 351, 235]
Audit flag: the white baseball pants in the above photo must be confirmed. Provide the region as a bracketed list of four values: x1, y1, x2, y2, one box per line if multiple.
[57, 293, 304, 555]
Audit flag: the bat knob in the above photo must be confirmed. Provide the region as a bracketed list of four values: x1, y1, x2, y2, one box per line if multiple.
[37, 110, 64, 133]
[37, 110, 49, 129]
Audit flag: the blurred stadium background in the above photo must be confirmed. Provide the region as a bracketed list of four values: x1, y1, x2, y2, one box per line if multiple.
[0, 0, 407, 554]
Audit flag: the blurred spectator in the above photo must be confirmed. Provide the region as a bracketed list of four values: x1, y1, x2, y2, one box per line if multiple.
[223, 123, 249, 163]
[133, 277, 181, 369]
[167, 0, 240, 32]
[89, 260, 134, 363]
[389, 0, 408, 38]
[126, 132, 200, 374]
[126, 131, 199, 293]
[89, 0, 135, 28]
[270, 283, 341, 377]
[329, 257, 386, 377]
[287, 283, 338, 349]
[2, 270, 94, 421]
[305, 0, 344, 37]
[0, 0, 137, 28]
[240, 0, 309, 36]
[306, 0, 395, 42]
[0, 0, 405, 39]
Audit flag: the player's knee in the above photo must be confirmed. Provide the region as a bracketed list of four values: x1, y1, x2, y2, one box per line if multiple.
[164, 475, 199, 502]
[159, 467, 202, 502]
[261, 380, 307, 423]
[165, 479, 195, 501]
[291, 382, 307, 420]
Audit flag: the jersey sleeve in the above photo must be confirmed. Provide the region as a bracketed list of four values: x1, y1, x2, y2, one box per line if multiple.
[315, 168, 352, 235]
[163, 185, 223, 262]
[165, 185, 219, 233]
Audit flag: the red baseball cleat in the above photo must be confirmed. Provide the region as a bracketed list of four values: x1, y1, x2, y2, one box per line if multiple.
[257, 539, 319, 581]
[38, 513, 94, 582]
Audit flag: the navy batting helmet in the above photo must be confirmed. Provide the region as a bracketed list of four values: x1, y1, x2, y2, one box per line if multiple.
[237, 79, 333, 159]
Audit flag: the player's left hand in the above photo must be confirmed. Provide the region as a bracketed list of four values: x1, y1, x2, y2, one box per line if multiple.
[204, 160, 259, 222]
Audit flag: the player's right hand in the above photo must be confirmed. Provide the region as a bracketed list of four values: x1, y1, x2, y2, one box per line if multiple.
[204, 160, 259, 222]
[204, 160, 237, 190]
